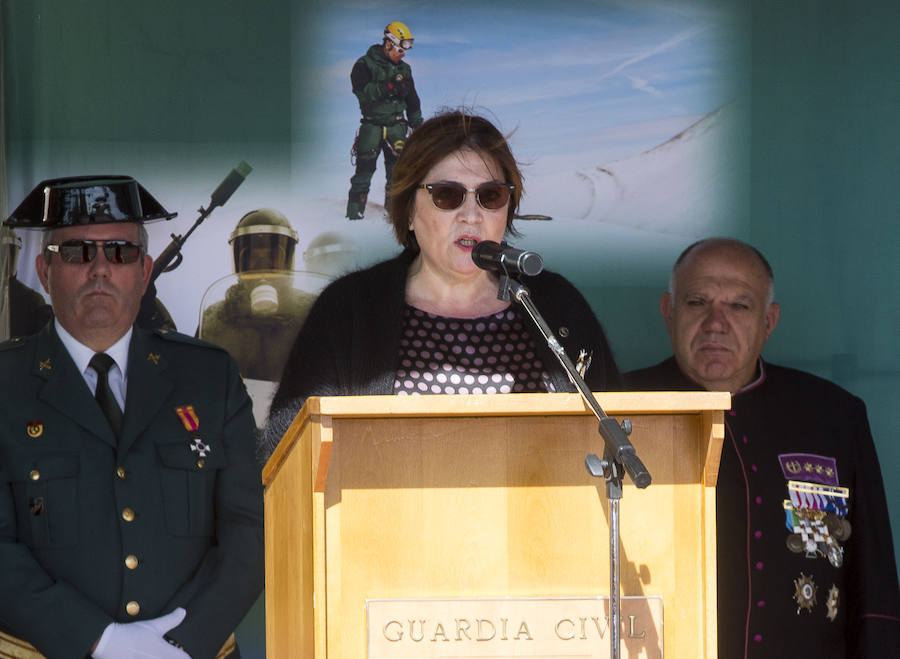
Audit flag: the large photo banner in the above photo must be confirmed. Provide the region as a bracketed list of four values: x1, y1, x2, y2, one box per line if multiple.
[4, 0, 748, 429]
[4, 1, 900, 657]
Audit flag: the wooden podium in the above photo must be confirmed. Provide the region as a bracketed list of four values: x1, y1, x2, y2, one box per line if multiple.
[262, 392, 729, 658]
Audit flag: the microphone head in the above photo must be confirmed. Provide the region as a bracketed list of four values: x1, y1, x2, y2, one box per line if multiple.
[471, 240, 500, 272]
[471, 239, 498, 260]
[471, 240, 543, 276]
[518, 250, 544, 276]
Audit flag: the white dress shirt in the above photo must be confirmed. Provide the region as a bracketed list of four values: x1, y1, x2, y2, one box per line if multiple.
[55, 320, 131, 411]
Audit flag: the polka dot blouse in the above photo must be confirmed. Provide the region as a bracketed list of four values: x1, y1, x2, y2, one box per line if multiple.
[393, 304, 556, 395]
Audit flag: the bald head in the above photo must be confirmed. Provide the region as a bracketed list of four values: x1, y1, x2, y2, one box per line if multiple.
[669, 238, 775, 305]
[660, 238, 780, 393]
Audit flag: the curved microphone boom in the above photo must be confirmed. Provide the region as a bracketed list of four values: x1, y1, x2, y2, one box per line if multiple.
[472, 240, 543, 276]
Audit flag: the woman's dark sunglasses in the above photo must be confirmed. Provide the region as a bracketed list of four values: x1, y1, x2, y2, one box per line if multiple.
[46, 239, 144, 264]
[417, 182, 514, 211]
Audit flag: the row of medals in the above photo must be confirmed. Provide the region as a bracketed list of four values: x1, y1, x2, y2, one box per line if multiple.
[784, 489, 851, 618]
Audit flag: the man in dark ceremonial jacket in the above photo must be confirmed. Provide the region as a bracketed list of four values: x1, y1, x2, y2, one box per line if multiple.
[0, 177, 263, 659]
[625, 237, 900, 658]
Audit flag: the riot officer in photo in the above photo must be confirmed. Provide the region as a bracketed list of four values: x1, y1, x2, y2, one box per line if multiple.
[302, 230, 359, 279]
[199, 209, 324, 383]
[1, 225, 51, 339]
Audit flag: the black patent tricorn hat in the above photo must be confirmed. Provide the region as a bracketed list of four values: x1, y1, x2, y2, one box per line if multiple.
[3, 175, 177, 229]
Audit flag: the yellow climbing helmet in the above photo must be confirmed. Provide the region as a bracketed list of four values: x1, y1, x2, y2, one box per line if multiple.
[384, 22, 414, 50]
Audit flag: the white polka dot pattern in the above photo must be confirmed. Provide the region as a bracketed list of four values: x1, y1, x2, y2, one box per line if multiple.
[393, 305, 555, 395]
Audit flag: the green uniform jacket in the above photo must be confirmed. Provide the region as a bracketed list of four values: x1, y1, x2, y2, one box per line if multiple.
[0, 323, 264, 659]
[351, 44, 423, 127]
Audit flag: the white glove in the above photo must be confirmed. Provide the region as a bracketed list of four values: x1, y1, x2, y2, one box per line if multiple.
[92, 607, 190, 659]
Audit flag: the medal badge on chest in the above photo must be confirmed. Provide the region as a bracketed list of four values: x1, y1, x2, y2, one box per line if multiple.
[826, 584, 840, 621]
[793, 573, 818, 613]
[175, 405, 211, 466]
[779, 453, 852, 621]
[779, 453, 851, 568]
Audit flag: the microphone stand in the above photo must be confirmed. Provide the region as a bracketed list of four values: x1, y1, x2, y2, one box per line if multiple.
[494, 271, 651, 659]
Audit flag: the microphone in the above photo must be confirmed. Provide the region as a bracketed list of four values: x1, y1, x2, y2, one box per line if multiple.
[472, 240, 543, 276]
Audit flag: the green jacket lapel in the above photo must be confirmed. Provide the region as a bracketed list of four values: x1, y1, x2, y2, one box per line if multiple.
[119, 329, 173, 457]
[35, 323, 117, 448]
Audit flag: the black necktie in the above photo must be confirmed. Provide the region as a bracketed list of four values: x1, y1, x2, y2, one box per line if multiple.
[90, 352, 123, 439]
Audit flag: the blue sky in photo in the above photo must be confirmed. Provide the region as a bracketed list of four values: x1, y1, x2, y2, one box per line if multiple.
[296, 0, 745, 186]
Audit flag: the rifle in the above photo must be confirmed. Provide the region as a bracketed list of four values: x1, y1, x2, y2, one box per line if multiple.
[137, 162, 252, 330]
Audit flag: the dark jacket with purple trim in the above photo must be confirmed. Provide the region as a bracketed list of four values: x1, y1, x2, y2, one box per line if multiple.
[625, 357, 900, 658]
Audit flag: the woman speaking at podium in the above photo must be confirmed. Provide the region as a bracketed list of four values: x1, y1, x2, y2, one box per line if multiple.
[261, 109, 621, 461]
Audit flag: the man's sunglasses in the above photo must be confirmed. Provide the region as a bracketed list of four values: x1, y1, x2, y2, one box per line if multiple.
[46, 239, 144, 264]
[417, 182, 514, 211]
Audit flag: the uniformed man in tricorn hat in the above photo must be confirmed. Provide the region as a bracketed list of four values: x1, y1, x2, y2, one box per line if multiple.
[0, 176, 264, 658]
